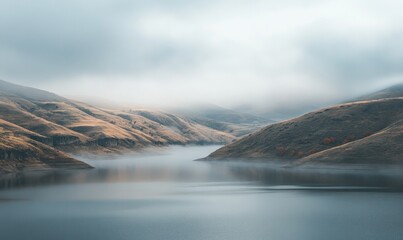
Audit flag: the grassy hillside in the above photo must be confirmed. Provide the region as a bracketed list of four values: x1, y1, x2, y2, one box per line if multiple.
[170, 103, 270, 137]
[0, 80, 244, 172]
[0, 119, 90, 173]
[295, 119, 403, 166]
[208, 97, 403, 167]
[0, 80, 237, 150]
[352, 83, 403, 102]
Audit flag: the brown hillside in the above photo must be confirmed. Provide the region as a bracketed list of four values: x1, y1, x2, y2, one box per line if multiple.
[208, 98, 403, 166]
[0, 80, 245, 172]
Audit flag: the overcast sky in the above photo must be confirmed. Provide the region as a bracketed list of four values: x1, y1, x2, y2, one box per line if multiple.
[0, 0, 402, 111]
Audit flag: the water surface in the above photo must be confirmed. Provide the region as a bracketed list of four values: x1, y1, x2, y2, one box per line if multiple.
[0, 146, 402, 240]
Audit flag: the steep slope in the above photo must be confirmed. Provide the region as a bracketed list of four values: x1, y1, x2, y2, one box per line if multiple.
[0, 118, 47, 142]
[0, 97, 89, 146]
[0, 119, 90, 173]
[208, 98, 403, 166]
[0, 134, 90, 173]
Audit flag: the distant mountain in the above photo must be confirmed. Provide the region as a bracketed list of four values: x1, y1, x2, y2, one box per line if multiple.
[171, 103, 272, 137]
[206, 87, 403, 168]
[176, 103, 270, 124]
[351, 83, 403, 102]
[0, 79, 67, 102]
[0, 80, 242, 172]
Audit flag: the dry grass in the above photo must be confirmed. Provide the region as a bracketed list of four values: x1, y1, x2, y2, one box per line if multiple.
[209, 98, 403, 166]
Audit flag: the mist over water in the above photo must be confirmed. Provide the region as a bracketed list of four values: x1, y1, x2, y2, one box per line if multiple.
[1, 0, 402, 239]
[0, 146, 402, 240]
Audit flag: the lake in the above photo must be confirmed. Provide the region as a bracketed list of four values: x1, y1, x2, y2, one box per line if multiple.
[0, 145, 402, 240]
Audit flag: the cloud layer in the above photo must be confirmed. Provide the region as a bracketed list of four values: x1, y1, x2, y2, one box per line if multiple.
[1, 0, 402, 110]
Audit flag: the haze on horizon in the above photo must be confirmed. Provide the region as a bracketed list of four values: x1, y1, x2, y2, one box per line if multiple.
[1, 0, 403, 113]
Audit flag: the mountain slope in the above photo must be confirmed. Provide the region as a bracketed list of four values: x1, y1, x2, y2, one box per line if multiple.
[352, 83, 403, 102]
[0, 118, 90, 173]
[0, 79, 66, 102]
[208, 97, 403, 167]
[128, 110, 234, 144]
[0, 97, 89, 146]
[171, 103, 271, 137]
[174, 103, 269, 124]
[0, 80, 236, 149]
[295, 119, 403, 166]
[0, 80, 240, 172]
[0, 134, 90, 173]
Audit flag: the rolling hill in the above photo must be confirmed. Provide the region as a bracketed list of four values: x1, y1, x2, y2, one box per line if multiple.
[170, 103, 272, 137]
[206, 84, 403, 168]
[0, 118, 90, 172]
[0, 79, 250, 172]
[352, 83, 403, 102]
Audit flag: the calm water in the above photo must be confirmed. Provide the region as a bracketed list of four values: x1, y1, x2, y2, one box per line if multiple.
[0, 145, 403, 240]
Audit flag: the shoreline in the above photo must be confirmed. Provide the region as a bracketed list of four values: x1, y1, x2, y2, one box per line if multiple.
[198, 156, 403, 176]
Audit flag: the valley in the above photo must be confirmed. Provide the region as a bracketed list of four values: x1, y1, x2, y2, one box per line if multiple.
[0, 80, 265, 172]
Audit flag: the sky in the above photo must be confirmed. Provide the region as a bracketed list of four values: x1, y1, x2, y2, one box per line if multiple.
[0, 0, 403, 113]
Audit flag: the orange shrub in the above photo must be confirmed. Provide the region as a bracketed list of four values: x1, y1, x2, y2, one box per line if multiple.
[297, 151, 305, 158]
[276, 146, 286, 156]
[323, 137, 336, 145]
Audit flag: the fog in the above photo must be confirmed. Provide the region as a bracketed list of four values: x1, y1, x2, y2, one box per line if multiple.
[0, 0, 402, 114]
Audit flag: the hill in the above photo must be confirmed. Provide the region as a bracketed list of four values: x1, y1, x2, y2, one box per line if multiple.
[0, 80, 244, 172]
[171, 103, 271, 137]
[352, 83, 403, 101]
[0, 118, 90, 172]
[207, 96, 403, 168]
[0, 79, 67, 102]
[175, 103, 269, 125]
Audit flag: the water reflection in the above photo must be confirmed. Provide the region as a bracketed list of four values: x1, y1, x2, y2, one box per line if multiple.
[1, 146, 403, 190]
[1, 146, 403, 240]
[223, 163, 403, 189]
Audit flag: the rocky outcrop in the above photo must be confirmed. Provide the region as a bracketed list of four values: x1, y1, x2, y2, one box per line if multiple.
[51, 135, 82, 147]
[93, 138, 136, 148]
[0, 134, 91, 173]
[0, 149, 28, 161]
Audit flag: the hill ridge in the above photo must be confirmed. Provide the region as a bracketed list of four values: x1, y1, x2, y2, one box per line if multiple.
[207, 94, 403, 167]
[0, 79, 256, 172]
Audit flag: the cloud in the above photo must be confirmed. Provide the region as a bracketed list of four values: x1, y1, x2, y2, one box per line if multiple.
[0, 0, 402, 110]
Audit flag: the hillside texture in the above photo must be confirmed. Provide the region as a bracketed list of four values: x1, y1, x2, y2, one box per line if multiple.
[0, 80, 242, 172]
[208, 97, 403, 167]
